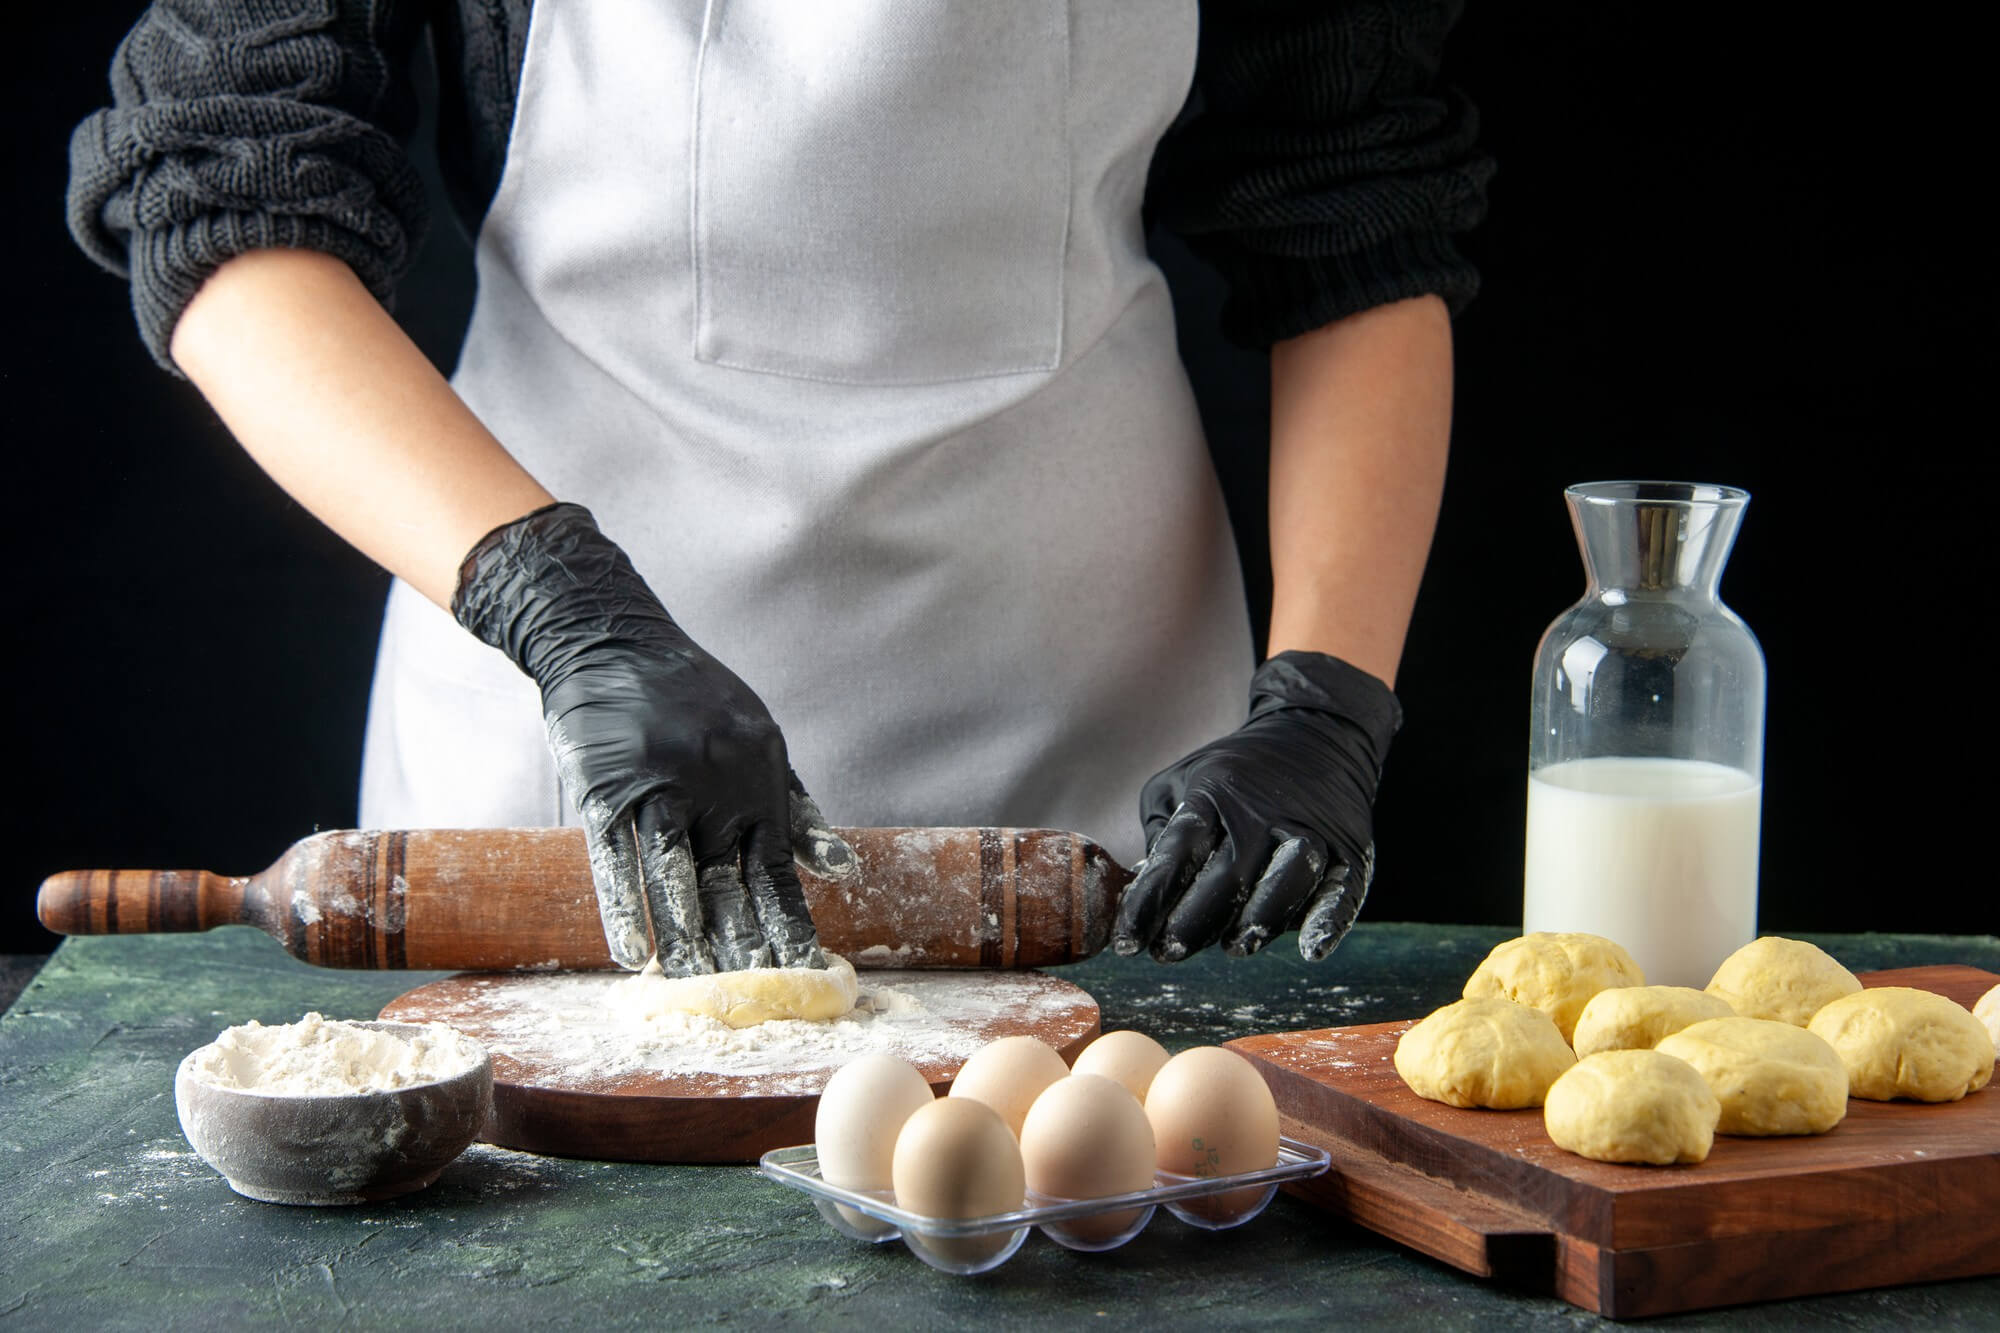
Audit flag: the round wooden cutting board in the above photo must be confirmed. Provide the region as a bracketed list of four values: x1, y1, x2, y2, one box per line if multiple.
[381, 969, 1099, 1162]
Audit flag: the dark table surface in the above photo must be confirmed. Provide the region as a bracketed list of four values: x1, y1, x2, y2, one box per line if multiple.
[4, 924, 1997, 1330]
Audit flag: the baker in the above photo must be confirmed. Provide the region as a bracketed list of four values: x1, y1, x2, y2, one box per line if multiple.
[67, 1, 1490, 976]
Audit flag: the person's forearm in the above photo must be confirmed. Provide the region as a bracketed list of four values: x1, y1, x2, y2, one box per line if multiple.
[1265, 295, 1454, 689]
[170, 248, 554, 607]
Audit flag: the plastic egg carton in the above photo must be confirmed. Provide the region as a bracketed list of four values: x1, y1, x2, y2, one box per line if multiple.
[758, 1136, 1331, 1274]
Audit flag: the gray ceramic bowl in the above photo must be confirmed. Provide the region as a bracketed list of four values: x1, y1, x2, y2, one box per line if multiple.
[174, 1021, 494, 1206]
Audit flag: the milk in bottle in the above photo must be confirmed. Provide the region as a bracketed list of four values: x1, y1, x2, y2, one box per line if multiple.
[1525, 482, 1766, 987]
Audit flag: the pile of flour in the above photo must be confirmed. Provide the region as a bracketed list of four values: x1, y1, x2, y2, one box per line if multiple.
[184, 1012, 485, 1095]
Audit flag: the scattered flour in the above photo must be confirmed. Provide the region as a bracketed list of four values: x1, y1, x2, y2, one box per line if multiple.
[183, 1012, 486, 1096]
[91, 1139, 209, 1207]
[391, 970, 1088, 1097]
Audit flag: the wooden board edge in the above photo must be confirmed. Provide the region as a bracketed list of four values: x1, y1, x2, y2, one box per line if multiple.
[1562, 1208, 2000, 1319]
[1276, 1107, 2000, 1321]
[481, 1083, 821, 1163]
[1277, 1113, 1555, 1287]
[1232, 1033, 1601, 1235]
[1054, 1016, 1102, 1064]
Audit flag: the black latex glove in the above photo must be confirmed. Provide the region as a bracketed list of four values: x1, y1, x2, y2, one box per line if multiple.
[1112, 651, 1402, 963]
[453, 502, 856, 975]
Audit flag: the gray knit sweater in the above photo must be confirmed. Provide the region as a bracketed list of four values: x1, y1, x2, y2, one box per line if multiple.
[67, 0, 1492, 371]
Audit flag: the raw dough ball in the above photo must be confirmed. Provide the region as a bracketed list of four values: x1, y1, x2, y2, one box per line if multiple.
[1976, 983, 2000, 1053]
[1806, 987, 1995, 1102]
[1572, 986, 1736, 1057]
[1394, 997, 1577, 1109]
[1462, 933, 1645, 1044]
[614, 953, 858, 1028]
[1704, 936, 1859, 1027]
[1543, 1050, 1721, 1165]
[1655, 1017, 1848, 1136]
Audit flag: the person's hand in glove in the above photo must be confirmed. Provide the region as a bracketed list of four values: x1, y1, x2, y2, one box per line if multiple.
[1112, 651, 1402, 963]
[453, 502, 856, 975]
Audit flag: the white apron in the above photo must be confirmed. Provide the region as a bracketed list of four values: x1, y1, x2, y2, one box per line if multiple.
[359, 0, 1253, 867]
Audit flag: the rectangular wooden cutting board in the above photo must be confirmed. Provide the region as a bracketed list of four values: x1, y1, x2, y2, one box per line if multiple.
[1226, 965, 2000, 1319]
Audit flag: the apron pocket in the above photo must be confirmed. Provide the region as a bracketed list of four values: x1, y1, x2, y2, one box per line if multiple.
[691, 0, 1070, 384]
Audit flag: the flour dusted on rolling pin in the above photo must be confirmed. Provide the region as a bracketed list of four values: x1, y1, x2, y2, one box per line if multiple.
[184, 1013, 484, 1096]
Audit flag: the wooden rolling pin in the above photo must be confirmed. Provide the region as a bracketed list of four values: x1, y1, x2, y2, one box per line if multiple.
[37, 827, 1126, 971]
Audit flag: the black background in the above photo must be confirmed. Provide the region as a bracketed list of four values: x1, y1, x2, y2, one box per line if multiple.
[8, 8, 1990, 955]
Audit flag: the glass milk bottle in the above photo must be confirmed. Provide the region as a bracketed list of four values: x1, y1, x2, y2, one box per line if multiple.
[1524, 481, 1766, 987]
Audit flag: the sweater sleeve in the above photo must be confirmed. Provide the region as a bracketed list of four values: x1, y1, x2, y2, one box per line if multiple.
[65, 0, 431, 374]
[1150, 0, 1495, 348]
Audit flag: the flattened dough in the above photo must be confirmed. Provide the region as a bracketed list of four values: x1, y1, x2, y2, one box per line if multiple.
[1806, 986, 1995, 1102]
[1544, 1049, 1721, 1165]
[1704, 936, 1859, 1027]
[615, 953, 859, 1028]
[1462, 932, 1645, 1044]
[1394, 997, 1577, 1109]
[1572, 985, 1736, 1057]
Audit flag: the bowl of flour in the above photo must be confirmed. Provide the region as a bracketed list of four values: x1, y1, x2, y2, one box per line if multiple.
[175, 1012, 492, 1205]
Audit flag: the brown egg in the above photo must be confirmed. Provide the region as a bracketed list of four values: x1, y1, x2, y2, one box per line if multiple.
[947, 1035, 1070, 1139]
[891, 1096, 1026, 1264]
[1020, 1074, 1156, 1243]
[1145, 1046, 1280, 1222]
[1070, 1029, 1170, 1103]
